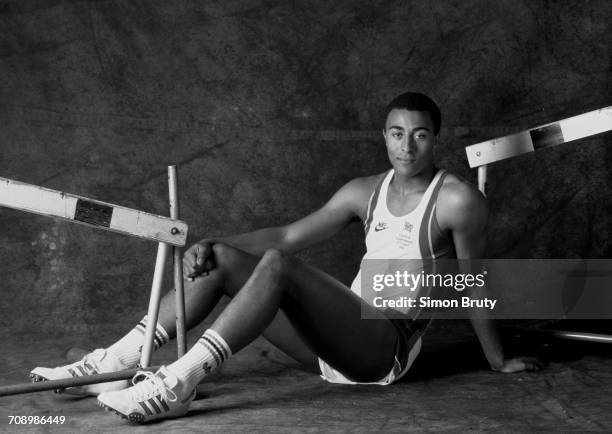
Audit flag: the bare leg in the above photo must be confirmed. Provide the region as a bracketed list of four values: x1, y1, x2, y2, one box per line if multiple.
[153, 244, 319, 370]
[153, 249, 259, 336]
[150, 242, 397, 380]
[210, 246, 398, 382]
[94, 245, 401, 424]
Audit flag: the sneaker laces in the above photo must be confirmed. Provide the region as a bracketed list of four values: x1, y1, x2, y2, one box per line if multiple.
[71, 349, 106, 375]
[129, 371, 178, 404]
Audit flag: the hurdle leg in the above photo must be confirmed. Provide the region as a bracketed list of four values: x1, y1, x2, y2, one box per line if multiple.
[140, 242, 171, 368]
[478, 164, 488, 196]
[475, 162, 612, 344]
[168, 166, 187, 357]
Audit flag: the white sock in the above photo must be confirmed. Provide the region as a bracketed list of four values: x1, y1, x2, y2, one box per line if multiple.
[167, 329, 232, 387]
[106, 316, 170, 367]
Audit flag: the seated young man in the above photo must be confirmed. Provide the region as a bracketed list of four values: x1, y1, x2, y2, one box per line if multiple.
[31, 92, 542, 424]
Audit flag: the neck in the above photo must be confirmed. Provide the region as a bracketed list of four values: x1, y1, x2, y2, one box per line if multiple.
[390, 166, 436, 195]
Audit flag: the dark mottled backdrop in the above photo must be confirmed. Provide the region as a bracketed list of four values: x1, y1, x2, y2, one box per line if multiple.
[0, 0, 610, 333]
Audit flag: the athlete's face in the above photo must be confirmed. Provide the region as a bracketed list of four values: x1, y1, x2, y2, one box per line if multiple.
[383, 109, 436, 177]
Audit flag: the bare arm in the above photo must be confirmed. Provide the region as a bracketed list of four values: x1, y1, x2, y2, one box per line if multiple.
[183, 176, 375, 277]
[215, 179, 365, 255]
[438, 179, 542, 373]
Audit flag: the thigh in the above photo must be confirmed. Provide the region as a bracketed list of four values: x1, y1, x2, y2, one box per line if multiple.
[205, 244, 320, 371]
[212, 244, 398, 382]
[280, 255, 398, 382]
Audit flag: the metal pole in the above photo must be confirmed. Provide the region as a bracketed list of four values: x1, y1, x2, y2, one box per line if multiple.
[0, 367, 160, 397]
[478, 164, 488, 195]
[140, 242, 170, 368]
[168, 166, 187, 357]
[549, 330, 612, 344]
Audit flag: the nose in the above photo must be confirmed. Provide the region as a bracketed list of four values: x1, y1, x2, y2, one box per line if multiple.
[401, 135, 416, 153]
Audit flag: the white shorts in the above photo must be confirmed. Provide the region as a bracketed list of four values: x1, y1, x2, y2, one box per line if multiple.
[318, 336, 422, 386]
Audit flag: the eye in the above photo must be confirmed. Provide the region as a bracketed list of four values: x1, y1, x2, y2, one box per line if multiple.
[415, 132, 428, 140]
[392, 132, 403, 139]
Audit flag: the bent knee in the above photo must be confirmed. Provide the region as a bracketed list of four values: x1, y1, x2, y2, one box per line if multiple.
[210, 242, 241, 264]
[210, 243, 291, 277]
[260, 248, 290, 272]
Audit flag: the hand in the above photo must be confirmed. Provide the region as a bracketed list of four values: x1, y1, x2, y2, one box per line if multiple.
[183, 240, 215, 279]
[493, 357, 544, 373]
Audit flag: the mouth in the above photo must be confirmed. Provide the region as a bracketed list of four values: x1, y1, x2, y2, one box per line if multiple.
[396, 157, 416, 163]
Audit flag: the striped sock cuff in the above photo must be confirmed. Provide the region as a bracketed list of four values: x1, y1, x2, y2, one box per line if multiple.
[136, 316, 170, 350]
[196, 329, 232, 365]
[205, 328, 232, 359]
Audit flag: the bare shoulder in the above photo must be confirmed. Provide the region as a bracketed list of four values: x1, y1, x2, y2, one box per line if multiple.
[344, 173, 386, 195]
[438, 172, 486, 207]
[436, 172, 487, 231]
[334, 173, 387, 220]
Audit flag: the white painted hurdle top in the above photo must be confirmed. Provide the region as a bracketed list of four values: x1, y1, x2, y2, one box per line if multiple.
[465, 107, 611, 168]
[0, 177, 188, 246]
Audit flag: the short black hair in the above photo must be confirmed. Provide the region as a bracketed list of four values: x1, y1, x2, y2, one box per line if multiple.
[384, 92, 441, 135]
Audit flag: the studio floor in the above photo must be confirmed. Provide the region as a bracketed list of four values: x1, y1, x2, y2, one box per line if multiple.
[1, 321, 611, 433]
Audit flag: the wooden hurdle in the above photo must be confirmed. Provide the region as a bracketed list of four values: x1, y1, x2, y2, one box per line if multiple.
[0, 166, 189, 395]
[465, 106, 612, 343]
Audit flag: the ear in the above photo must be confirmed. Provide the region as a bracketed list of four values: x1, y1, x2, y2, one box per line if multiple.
[382, 128, 387, 140]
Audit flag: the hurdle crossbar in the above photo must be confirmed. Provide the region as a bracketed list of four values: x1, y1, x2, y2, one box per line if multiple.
[465, 106, 611, 169]
[0, 176, 188, 246]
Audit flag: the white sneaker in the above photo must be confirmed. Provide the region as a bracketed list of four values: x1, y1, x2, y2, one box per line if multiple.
[97, 366, 195, 424]
[30, 348, 129, 396]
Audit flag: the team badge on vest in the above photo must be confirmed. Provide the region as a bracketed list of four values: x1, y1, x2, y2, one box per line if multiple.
[396, 221, 414, 248]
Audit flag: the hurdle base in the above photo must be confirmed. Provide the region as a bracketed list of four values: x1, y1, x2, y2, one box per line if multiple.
[502, 325, 612, 345]
[0, 366, 161, 397]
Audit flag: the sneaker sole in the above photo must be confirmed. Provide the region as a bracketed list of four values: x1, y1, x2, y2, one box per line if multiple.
[97, 392, 194, 425]
[98, 400, 155, 424]
[98, 400, 143, 423]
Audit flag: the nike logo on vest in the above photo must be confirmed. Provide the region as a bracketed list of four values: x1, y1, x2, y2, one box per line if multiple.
[374, 222, 388, 232]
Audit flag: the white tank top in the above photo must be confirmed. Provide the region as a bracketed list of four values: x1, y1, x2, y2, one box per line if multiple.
[350, 169, 454, 297]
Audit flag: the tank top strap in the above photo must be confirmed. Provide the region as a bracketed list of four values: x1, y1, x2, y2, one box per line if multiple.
[417, 169, 447, 213]
[363, 170, 393, 235]
[418, 169, 449, 259]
